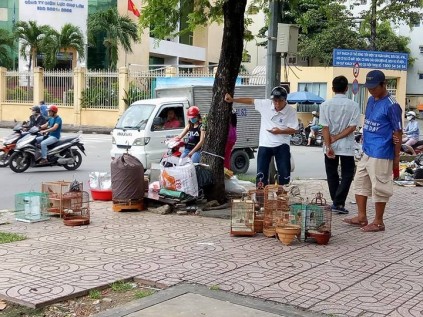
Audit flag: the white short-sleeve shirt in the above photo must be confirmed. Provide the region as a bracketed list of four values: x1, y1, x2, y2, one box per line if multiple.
[254, 99, 298, 147]
[319, 94, 360, 156]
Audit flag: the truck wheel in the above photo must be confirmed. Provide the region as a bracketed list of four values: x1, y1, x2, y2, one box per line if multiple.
[230, 150, 250, 174]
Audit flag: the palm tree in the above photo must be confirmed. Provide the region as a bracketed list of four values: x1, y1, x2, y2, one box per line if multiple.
[0, 29, 14, 68]
[88, 8, 139, 69]
[42, 23, 85, 69]
[14, 20, 52, 71]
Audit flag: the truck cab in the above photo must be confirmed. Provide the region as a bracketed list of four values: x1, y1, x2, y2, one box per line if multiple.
[110, 97, 189, 169]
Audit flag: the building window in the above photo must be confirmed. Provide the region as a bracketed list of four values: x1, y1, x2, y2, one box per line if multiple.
[419, 74, 423, 80]
[420, 46, 423, 54]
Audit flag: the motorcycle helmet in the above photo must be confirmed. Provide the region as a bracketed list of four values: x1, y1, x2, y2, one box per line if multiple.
[30, 105, 41, 113]
[187, 106, 200, 119]
[406, 111, 416, 118]
[312, 110, 317, 115]
[48, 105, 58, 113]
[270, 86, 288, 100]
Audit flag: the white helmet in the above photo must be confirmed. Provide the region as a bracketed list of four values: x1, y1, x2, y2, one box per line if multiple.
[312, 111, 317, 115]
[406, 111, 416, 117]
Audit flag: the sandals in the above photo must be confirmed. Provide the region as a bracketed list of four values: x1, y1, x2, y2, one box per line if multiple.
[343, 217, 368, 227]
[361, 223, 385, 232]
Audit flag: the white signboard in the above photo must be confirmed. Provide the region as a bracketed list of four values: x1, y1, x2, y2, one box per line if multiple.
[18, 0, 88, 71]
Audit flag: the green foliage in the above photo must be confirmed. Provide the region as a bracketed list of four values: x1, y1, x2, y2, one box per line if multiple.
[14, 21, 53, 71]
[0, 232, 26, 244]
[88, 8, 139, 70]
[42, 23, 85, 70]
[7, 87, 33, 101]
[88, 289, 102, 299]
[80, 86, 118, 109]
[134, 289, 155, 299]
[123, 82, 150, 107]
[209, 285, 220, 291]
[44, 90, 64, 104]
[0, 29, 14, 68]
[110, 281, 133, 292]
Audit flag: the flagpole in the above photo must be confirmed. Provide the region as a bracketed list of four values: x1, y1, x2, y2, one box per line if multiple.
[12, 0, 16, 70]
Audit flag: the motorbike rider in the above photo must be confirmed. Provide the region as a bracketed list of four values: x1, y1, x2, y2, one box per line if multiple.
[36, 105, 62, 164]
[27, 106, 47, 129]
[402, 111, 419, 149]
[307, 110, 321, 146]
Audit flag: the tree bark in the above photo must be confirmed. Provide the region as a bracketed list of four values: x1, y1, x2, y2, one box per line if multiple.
[201, 0, 247, 203]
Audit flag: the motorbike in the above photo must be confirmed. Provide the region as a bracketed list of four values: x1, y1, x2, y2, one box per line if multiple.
[8, 126, 86, 173]
[307, 127, 323, 146]
[291, 122, 307, 146]
[0, 122, 27, 167]
[354, 130, 363, 162]
[401, 140, 423, 156]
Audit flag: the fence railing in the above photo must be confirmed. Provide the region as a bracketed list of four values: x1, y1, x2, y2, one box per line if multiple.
[5, 71, 34, 103]
[44, 70, 74, 107]
[82, 70, 118, 109]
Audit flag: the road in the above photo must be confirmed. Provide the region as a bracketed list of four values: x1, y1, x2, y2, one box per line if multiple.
[0, 128, 326, 210]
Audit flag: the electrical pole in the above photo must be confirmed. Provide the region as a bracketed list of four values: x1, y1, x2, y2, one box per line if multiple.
[266, 0, 282, 183]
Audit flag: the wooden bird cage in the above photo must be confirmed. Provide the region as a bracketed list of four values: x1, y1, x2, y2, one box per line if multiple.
[230, 198, 255, 236]
[263, 184, 289, 237]
[248, 175, 265, 233]
[305, 192, 332, 245]
[62, 191, 90, 226]
[42, 181, 83, 217]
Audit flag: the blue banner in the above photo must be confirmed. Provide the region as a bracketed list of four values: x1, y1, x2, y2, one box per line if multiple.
[333, 49, 408, 71]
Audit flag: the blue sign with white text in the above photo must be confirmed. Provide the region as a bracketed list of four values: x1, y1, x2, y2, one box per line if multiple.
[333, 49, 408, 71]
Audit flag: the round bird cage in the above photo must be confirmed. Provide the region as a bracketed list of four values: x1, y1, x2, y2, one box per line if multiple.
[62, 191, 90, 226]
[248, 173, 265, 233]
[263, 183, 289, 237]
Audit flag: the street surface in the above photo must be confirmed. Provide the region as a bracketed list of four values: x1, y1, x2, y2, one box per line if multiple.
[0, 128, 326, 210]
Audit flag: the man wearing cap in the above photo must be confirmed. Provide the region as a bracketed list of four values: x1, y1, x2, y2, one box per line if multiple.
[224, 87, 298, 185]
[27, 106, 47, 129]
[319, 75, 360, 215]
[344, 70, 402, 232]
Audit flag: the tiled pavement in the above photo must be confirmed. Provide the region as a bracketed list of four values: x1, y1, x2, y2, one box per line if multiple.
[0, 180, 422, 316]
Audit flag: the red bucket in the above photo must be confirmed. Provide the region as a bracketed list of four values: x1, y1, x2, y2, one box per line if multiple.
[90, 189, 112, 201]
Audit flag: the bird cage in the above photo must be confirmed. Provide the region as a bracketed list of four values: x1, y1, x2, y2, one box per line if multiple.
[263, 183, 289, 237]
[230, 197, 255, 236]
[15, 192, 50, 223]
[62, 191, 90, 226]
[248, 174, 265, 233]
[42, 181, 83, 217]
[305, 192, 332, 245]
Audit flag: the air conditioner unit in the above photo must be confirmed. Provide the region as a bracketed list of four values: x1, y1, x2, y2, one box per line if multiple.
[276, 24, 300, 54]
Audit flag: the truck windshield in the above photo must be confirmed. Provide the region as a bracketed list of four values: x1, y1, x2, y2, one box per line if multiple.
[115, 104, 155, 129]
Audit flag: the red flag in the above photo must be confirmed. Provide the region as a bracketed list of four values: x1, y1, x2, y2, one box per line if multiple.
[128, 0, 140, 17]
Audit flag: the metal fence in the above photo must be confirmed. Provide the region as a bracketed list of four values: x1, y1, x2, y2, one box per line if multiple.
[82, 70, 118, 109]
[5, 71, 34, 103]
[44, 70, 74, 107]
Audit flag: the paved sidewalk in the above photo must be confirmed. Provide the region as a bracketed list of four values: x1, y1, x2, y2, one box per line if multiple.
[0, 180, 422, 316]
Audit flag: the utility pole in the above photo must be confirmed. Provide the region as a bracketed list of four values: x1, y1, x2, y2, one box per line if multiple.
[266, 0, 282, 183]
[266, 0, 281, 96]
[370, 0, 377, 51]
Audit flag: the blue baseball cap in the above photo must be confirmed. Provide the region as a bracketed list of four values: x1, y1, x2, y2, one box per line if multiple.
[365, 70, 385, 89]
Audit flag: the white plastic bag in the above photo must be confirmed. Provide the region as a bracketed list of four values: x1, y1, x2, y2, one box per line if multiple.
[224, 176, 247, 194]
[160, 157, 198, 197]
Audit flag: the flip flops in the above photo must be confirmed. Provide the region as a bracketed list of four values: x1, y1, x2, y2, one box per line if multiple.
[361, 223, 385, 232]
[342, 217, 368, 227]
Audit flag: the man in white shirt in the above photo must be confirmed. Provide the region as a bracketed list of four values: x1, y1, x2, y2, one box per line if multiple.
[319, 75, 360, 214]
[224, 87, 298, 185]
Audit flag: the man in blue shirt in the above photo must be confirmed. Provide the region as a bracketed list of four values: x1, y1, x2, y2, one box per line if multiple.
[39, 100, 48, 118]
[36, 105, 62, 164]
[343, 70, 402, 232]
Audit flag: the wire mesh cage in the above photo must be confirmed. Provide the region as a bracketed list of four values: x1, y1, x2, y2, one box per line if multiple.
[305, 192, 332, 245]
[230, 197, 255, 236]
[15, 192, 50, 223]
[62, 191, 90, 226]
[263, 183, 289, 237]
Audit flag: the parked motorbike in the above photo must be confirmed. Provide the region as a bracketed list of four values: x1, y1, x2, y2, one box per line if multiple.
[291, 123, 307, 146]
[8, 126, 86, 173]
[354, 130, 363, 162]
[308, 127, 323, 146]
[401, 140, 423, 156]
[0, 122, 27, 167]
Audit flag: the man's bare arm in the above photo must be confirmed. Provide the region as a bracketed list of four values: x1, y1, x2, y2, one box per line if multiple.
[224, 93, 254, 105]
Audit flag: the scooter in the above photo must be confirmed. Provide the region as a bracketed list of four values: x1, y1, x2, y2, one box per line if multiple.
[0, 122, 27, 167]
[401, 140, 423, 156]
[8, 126, 86, 173]
[307, 127, 323, 146]
[291, 122, 307, 146]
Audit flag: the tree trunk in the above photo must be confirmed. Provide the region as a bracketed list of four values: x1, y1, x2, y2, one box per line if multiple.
[201, 0, 247, 203]
[370, 0, 377, 51]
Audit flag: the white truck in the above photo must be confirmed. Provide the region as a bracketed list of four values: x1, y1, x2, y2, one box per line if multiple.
[110, 85, 265, 173]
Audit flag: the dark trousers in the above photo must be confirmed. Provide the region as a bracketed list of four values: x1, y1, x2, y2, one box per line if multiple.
[324, 155, 355, 207]
[257, 144, 291, 186]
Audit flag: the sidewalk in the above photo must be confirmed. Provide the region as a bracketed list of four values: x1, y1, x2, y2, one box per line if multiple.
[0, 180, 422, 317]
